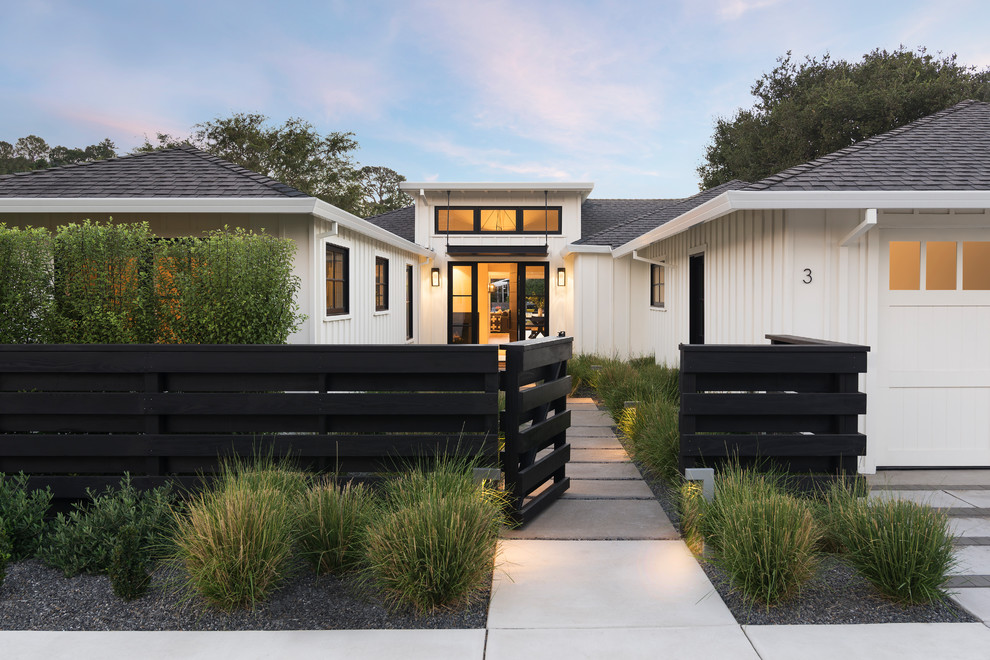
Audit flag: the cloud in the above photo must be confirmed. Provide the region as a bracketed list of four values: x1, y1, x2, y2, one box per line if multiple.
[716, 0, 788, 20]
[404, 133, 572, 180]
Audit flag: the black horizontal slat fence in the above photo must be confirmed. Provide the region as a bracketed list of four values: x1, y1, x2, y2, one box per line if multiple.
[0, 344, 500, 502]
[679, 335, 869, 480]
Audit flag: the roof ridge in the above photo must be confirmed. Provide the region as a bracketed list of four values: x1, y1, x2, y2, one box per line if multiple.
[166, 146, 308, 197]
[747, 100, 983, 190]
[0, 145, 180, 183]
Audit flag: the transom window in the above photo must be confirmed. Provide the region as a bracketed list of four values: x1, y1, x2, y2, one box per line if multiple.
[375, 256, 389, 311]
[889, 240, 990, 290]
[650, 264, 665, 308]
[326, 244, 349, 315]
[436, 206, 562, 234]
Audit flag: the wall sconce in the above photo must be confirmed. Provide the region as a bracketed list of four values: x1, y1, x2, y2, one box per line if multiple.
[431, 267, 440, 287]
[557, 267, 566, 286]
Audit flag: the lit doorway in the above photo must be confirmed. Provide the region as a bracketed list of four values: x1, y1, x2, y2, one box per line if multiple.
[448, 262, 549, 344]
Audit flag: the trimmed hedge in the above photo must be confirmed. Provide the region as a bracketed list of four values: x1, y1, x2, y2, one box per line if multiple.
[0, 221, 303, 344]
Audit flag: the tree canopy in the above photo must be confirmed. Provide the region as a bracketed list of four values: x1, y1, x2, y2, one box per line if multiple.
[0, 136, 117, 175]
[139, 114, 408, 217]
[697, 47, 990, 190]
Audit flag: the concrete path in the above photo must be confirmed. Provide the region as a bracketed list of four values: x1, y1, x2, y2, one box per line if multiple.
[6, 401, 990, 658]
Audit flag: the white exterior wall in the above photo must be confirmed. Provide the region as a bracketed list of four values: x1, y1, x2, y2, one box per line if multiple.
[571, 252, 654, 359]
[1, 211, 422, 346]
[411, 190, 580, 345]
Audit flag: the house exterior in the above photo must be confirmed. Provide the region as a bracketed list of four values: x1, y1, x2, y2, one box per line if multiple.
[613, 100, 990, 472]
[0, 146, 432, 345]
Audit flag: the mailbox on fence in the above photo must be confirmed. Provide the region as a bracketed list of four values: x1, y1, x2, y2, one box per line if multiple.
[678, 335, 869, 483]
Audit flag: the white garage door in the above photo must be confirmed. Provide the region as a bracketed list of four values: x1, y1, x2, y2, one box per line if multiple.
[875, 229, 990, 467]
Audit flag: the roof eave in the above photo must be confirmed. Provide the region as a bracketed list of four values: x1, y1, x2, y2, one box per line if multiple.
[0, 197, 318, 215]
[312, 200, 433, 257]
[613, 189, 990, 256]
[400, 181, 595, 203]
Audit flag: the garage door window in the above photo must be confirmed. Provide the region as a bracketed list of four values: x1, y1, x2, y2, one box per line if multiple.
[890, 240, 990, 291]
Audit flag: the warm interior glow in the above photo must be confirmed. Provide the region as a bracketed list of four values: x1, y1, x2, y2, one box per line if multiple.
[926, 241, 957, 290]
[557, 267, 566, 286]
[480, 209, 516, 232]
[523, 209, 561, 232]
[431, 267, 440, 287]
[438, 209, 474, 232]
[889, 241, 921, 290]
[963, 242, 990, 290]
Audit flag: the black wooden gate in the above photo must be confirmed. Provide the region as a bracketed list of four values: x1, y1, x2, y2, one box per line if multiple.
[500, 336, 573, 525]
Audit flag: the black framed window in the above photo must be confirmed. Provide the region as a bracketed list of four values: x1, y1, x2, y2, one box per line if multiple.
[326, 243, 349, 316]
[405, 264, 414, 340]
[650, 264, 665, 308]
[436, 207, 562, 234]
[375, 256, 389, 311]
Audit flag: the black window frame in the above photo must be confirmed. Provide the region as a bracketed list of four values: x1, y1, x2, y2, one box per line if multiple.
[325, 243, 349, 316]
[375, 256, 389, 311]
[435, 206, 564, 235]
[650, 264, 665, 309]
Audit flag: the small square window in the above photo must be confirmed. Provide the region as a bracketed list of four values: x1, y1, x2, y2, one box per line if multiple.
[963, 242, 990, 290]
[889, 241, 920, 290]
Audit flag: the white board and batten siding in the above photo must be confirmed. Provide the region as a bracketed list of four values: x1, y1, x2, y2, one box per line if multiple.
[571, 252, 654, 359]
[642, 207, 990, 471]
[311, 220, 421, 346]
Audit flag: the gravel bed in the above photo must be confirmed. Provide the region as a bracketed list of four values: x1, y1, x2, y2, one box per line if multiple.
[606, 402, 978, 626]
[0, 559, 490, 631]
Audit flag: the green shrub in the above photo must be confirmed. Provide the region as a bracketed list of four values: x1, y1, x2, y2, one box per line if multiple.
[699, 464, 783, 554]
[0, 472, 52, 561]
[0, 224, 55, 343]
[621, 399, 681, 483]
[297, 480, 377, 575]
[108, 524, 151, 601]
[0, 521, 11, 590]
[366, 460, 506, 612]
[171, 460, 304, 610]
[41, 476, 175, 577]
[831, 495, 955, 604]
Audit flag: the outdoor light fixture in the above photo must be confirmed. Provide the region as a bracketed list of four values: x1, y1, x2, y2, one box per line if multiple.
[431, 267, 440, 287]
[557, 267, 566, 286]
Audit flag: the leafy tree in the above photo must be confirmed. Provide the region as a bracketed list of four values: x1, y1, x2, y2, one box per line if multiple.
[358, 165, 409, 216]
[0, 136, 118, 174]
[139, 114, 367, 215]
[697, 47, 990, 189]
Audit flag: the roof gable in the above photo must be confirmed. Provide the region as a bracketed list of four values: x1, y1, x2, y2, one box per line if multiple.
[0, 146, 311, 198]
[364, 205, 415, 242]
[747, 100, 990, 192]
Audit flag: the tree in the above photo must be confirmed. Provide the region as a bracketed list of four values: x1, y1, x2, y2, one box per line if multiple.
[0, 136, 118, 175]
[138, 114, 367, 215]
[697, 47, 990, 189]
[357, 165, 409, 216]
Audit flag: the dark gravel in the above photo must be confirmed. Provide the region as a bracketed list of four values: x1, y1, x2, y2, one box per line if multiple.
[609, 405, 978, 626]
[0, 560, 490, 631]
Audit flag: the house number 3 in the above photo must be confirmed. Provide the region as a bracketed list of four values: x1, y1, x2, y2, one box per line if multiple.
[803, 268, 813, 284]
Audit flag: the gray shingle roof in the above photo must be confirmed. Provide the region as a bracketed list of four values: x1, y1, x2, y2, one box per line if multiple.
[0, 146, 310, 198]
[747, 100, 990, 191]
[577, 180, 750, 248]
[365, 205, 415, 242]
[580, 198, 677, 240]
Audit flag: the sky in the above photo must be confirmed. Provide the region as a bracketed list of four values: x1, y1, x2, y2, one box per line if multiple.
[2, 0, 989, 199]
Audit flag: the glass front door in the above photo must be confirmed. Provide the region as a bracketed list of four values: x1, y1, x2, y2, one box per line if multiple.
[448, 262, 549, 345]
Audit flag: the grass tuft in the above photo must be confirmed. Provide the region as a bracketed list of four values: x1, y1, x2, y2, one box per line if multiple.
[297, 479, 377, 575]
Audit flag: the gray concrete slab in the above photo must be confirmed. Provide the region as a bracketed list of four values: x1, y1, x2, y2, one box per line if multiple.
[947, 490, 990, 508]
[869, 489, 973, 508]
[560, 478, 656, 499]
[501, 498, 677, 540]
[569, 447, 630, 462]
[567, 435, 623, 449]
[566, 426, 618, 437]
[743, 623, 990, 660]
[486, 626, 760, 660]
[566, 403, 601, 411]
[951, 588, 990, 623]
[569, 410, 616, 427]
[950, 517, 990, 537]
[0, 630, 487, 660]
[567, 462, 644, 480]
[869, 470, 990, 487]
[952, 546, 990, 575]
[488, 540, 735, 629]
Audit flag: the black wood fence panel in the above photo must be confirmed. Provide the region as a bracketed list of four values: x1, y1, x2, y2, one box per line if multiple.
[679, 335, 869, 477]
[0, 344, 500, 502]
[500, 337, 573, 526]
